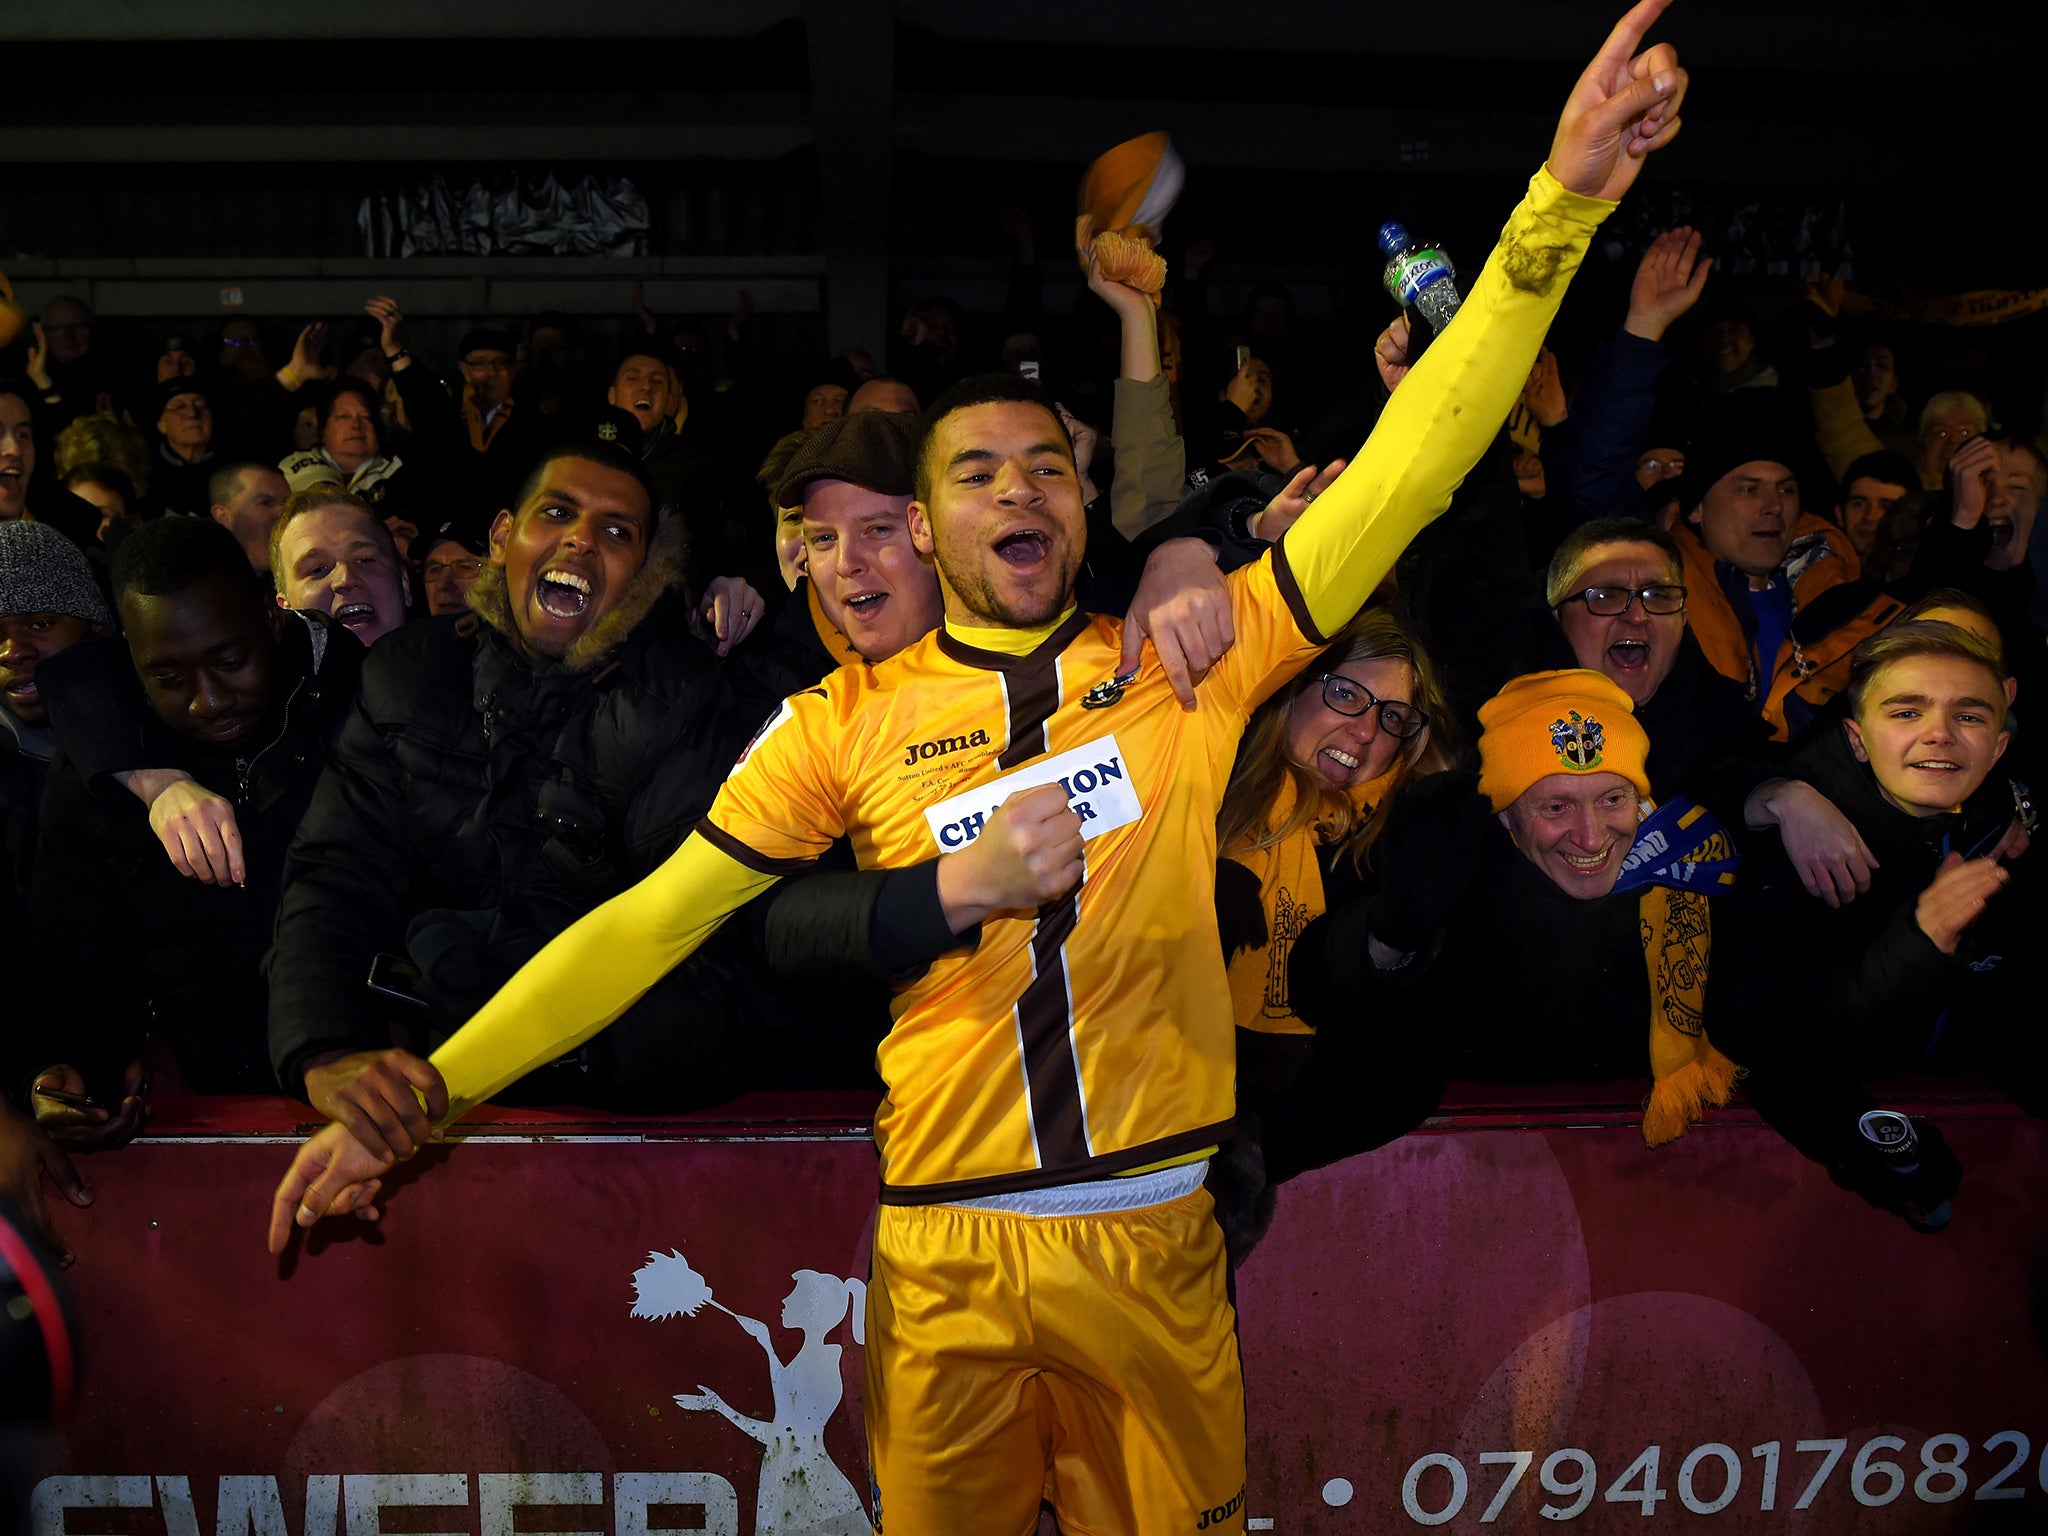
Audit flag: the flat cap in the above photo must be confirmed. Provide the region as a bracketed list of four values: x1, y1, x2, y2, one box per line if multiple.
[774, 410, 916, 510]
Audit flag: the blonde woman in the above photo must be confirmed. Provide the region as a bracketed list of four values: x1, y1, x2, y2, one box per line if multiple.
[1210, 607, 1460, 1258]
[1216, 607, 1459, 1073]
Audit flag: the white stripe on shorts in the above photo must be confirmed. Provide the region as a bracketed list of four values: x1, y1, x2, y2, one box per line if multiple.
[942, 1158, 1208, 1217]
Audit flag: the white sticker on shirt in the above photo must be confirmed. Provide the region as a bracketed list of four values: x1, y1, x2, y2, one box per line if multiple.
[924, 734, 1142, 851]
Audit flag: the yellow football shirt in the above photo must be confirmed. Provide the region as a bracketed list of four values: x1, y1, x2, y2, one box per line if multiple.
[424, 167, 1612, 1191]
[705, 554, 1320, 1199]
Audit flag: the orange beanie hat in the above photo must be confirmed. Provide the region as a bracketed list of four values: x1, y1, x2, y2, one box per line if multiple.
[1476, 669, 1651, 813]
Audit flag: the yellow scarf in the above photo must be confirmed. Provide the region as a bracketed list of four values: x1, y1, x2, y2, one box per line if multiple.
[1224, 772, 1389, 1037]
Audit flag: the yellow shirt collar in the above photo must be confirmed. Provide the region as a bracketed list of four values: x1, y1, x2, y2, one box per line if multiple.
[943, 607, 1076, 657]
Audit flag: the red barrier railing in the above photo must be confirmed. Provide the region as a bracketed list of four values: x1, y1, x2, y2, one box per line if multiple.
[30, 1084, 2046, 1535]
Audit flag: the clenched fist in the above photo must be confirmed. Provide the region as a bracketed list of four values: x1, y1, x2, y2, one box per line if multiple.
[936, 782, 1085, 930]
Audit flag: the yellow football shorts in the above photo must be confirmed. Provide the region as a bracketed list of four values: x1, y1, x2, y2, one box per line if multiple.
[864, 1171, 1247, 1536]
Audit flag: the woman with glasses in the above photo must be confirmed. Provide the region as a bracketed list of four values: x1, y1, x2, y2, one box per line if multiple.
[1208, 608, 1460, 1258]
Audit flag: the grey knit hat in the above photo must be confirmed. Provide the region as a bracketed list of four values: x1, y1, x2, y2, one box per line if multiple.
[0, 520, 115, 626]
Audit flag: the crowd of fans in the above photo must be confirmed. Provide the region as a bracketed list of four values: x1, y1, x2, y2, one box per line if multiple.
[0, 130, 2042, 1266]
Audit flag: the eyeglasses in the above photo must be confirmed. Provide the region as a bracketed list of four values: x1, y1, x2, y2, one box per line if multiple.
[1557, 584, 1687, 617]
[424, 557, 484, 580]
[1317, 673, 1428, 738]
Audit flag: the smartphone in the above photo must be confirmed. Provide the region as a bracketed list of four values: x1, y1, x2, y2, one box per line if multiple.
[1234, 345, 1251, 372]
[1960, 782, 2039, 861]
[367, 953, 431, 1010]
[34, 1087, 103, 1112]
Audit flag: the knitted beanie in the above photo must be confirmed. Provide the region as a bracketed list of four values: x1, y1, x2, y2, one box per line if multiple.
[1476, 669, 1650, 812]
[0, 519, 114, 626]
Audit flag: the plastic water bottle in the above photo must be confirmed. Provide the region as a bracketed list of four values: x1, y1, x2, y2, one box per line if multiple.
[1378, 222, 1462, 334]
[1858, 1109, 1952, 1231]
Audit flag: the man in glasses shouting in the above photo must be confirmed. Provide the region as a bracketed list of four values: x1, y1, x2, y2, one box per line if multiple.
[1546, 517, 1878, 909]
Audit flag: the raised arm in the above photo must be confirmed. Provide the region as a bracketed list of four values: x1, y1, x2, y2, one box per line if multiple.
[1089, 252, 1187, 543]
[1278, 0, 1685, 637]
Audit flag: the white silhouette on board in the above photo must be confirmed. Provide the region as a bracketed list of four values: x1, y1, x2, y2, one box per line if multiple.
[631, 1249, 869, 1536]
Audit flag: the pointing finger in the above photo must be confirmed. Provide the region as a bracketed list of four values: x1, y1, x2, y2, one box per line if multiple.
[270, 1160, 314, 1254]
[1156, 632, 1198, 712]
[1590, 0, 1677, 73]
[1116, 619, 1146, 678]
[224, 818, 247, 887]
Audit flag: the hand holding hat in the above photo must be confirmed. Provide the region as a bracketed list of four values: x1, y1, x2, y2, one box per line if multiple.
[1074, 132, 1185, 302]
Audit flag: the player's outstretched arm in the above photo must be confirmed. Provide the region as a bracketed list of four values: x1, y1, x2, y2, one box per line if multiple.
[265, 834, 780, 1251]
[1279, 0, 1686, 640]
[429, 834, 781, 1119]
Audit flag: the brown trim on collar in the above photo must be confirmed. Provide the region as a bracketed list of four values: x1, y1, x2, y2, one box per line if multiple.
[935, 609, 1091, 673]
[1269, 540, 1326, 646]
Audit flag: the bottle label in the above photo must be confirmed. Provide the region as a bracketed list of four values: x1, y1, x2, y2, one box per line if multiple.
[1385, 249, 1454, 304]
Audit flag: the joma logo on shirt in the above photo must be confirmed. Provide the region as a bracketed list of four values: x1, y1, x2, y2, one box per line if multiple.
[902, 729, 990, 766]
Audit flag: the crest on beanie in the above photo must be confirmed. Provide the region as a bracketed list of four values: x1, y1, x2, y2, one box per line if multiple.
[597, 421, 619, 442]
[1550, 710, 1605, 770]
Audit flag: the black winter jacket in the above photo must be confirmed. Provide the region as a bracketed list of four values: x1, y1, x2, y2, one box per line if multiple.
[25, 612, 361, 1095]
[0, 716, 51, 988]
[266, 541, 766, 1091]
[1291, 824, 1658, 1085]
[1708, 718, 2043, 1073]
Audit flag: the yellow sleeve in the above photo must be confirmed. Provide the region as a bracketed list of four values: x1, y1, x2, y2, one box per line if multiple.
[1204, 553, 1325, 717]
[701, 685, 847, 868]
[429, 834, 779, 1119]
[1274, 166, 1614, 641]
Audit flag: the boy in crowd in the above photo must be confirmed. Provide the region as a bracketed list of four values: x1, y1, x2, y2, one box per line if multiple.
[1709, 621, 2040, 1229]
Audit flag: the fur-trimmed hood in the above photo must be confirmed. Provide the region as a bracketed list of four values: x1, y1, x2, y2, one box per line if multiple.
[462, 513, 691, 673]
